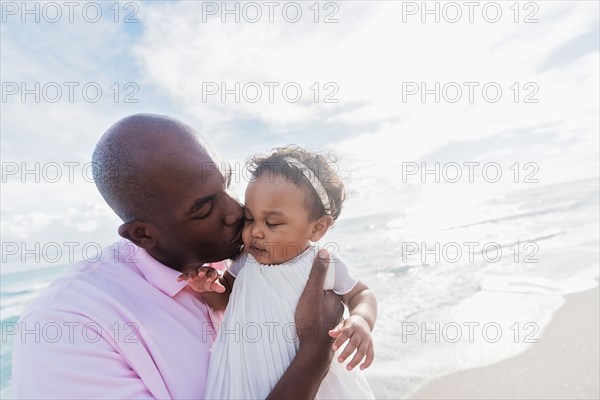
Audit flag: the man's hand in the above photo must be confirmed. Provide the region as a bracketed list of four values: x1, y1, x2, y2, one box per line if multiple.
[177, 266, 226, 293]
[329, 315, 375, 371]
[267, 249, 344, 399]
[295, 248, 344, 348]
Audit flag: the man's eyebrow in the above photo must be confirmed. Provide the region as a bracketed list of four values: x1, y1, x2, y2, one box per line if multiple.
[188, 193, 218, 214]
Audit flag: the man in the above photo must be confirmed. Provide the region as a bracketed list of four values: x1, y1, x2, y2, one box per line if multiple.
[11, 114, 342, 399]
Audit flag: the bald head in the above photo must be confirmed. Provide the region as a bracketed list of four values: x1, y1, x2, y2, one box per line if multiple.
[92, 114, 210, 222]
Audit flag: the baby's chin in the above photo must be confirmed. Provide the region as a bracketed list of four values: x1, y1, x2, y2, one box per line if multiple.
[247, 248, 281, 265]
[251, 250, 277, 265]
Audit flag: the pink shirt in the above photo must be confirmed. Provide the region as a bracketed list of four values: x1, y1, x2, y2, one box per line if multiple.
[11, 240, 223, 399]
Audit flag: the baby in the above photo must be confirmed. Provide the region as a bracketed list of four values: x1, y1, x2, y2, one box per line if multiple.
[179, 146, 377, 399]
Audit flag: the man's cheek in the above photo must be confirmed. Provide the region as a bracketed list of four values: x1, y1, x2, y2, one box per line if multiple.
[241, 228, 251, 245]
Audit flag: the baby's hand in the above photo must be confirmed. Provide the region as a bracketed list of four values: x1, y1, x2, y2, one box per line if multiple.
[328, 315, 374, 371]
[177, 266, 226, 293]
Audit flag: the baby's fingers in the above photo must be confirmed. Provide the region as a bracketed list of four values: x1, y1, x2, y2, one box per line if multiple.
[201, 267, 225, 293]
[208, 276, 226, 293]
[360, 344, 375, 370]
[329, 321, 344, 339]
[337, 336, 360, 364]
[346, 343, 369, 371]
[177, 268, 200, 282]
[182, 269, 209, 292]
[331, 328, 350, 351]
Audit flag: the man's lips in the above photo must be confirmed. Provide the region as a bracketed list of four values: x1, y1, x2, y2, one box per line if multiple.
[231, 229, 243, 246]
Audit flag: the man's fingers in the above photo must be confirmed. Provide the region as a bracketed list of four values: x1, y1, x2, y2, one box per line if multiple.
[305, 249, 330, 294]
[323, 290, 344, 325]
[295, 249, 343, 346]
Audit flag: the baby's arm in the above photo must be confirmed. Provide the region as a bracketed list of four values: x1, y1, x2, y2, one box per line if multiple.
[329, 281, 377, 371]
[177, 267, 236, 312]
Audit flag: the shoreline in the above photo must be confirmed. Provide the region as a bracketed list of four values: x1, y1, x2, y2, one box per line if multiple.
[406, 285, 600, 399]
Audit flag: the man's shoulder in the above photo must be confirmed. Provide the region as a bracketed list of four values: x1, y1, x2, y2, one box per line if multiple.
[18, 248, 145, 323]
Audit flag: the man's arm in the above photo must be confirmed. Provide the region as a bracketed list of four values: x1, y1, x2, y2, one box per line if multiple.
[267, 249, 343, 399]
[11, 310, 159, 399]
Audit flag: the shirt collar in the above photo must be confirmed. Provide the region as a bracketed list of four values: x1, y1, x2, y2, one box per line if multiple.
[132, 243, 188, 298]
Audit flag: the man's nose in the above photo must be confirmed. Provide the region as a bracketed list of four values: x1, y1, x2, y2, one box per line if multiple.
[223, 191, 243, 226]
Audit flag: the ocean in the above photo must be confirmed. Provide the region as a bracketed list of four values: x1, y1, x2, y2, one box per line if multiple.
[1, 177, 599, 398]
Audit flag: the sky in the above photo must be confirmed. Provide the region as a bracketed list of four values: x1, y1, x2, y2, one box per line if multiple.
[1, 1, 599, 274]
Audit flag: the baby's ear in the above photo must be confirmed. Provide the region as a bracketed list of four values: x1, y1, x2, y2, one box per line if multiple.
[310, 215, 334, 242]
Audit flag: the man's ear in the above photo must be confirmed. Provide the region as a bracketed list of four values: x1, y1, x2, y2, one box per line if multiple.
[118, 220, 157, 249]
[309, 215, 334, 242]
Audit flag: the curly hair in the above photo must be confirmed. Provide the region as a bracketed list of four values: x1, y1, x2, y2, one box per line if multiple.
[247, 146, 346, 221]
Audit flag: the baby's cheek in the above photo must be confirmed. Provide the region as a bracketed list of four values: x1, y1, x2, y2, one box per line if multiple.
[272, 244, 288, 264]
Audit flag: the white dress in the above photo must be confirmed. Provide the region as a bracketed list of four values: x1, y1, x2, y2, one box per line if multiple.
[204, 244, 375, 399]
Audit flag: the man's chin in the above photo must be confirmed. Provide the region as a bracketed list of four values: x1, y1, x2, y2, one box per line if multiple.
[217, 239, 243, 261]
[228, 243, 244, 261]
[199, 238, 243, 263]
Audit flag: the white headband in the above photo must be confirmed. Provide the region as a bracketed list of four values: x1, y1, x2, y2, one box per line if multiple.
[282, 157, 332, 215]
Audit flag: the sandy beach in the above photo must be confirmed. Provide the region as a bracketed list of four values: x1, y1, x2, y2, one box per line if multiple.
[405, 286, 600, 400]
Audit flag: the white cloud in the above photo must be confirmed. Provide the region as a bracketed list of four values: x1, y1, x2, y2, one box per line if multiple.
[133, 2, 598, 169]
[1, 1, 598, 269]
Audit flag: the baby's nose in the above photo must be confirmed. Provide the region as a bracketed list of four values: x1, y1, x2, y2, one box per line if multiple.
[250, 225, 264, 238]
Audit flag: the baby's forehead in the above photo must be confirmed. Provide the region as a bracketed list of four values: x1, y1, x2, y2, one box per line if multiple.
[245, 173, 309, 206]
